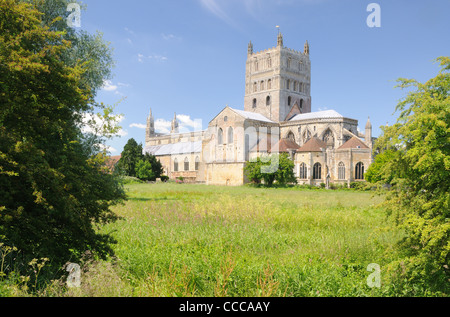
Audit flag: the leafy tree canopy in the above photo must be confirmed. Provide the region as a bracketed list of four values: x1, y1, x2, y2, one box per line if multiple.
[375, 57, 449, 293]
[245, 153, 296, 186]
[117, 138, 163, 181]
[0, 0, 125, 272]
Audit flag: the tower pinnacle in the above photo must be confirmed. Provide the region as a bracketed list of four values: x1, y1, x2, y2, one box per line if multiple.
[277, 32, 283, 47]
[171, 112, 179, 134]
[304, 40, 310, 56]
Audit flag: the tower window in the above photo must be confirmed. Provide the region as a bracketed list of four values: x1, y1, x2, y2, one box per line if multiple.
[287, 80, 290, 90]
[288, 96, 292, 107]
[266, 96, 271, 106]
[267, 79, 272, 90]
[252, 98, 257, 109]
[260, 81, 265, 91]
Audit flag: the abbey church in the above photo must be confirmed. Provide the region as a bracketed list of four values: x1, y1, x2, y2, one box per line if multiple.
[144, 34, 374, 186]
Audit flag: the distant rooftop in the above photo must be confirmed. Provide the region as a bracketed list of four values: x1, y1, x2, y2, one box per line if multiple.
[337, 137, 369, 150]
[145, 141, 202, 156]
[231, 108, 275, 123]
[297, 137, 328, 152]
[289, 110, 345, 122]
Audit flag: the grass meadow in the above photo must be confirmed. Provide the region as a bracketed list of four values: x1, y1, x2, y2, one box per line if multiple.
[50, 182, 405, 297]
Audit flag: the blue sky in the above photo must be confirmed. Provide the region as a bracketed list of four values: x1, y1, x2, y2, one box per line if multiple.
[79, 0, 450, 154]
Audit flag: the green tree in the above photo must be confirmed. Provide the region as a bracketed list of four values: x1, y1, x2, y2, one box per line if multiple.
[143, 153, 164, 180]
[245, 153, 296, 186]
[364, 149, 398, 184]
[135, 160, 155, 182]
[375, 57, 450, 293]
[116, 138, 143, 177]
[0, 0, 125, 273]
[21, 0, 114, 94]
[275, 153, 297, 185]
[117, 139, 163, 181]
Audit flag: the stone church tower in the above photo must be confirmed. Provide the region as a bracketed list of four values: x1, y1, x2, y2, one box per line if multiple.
[244, 33, 312, 122]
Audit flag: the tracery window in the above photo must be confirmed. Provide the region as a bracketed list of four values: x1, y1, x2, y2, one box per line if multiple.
[299, 163, 307, 179]
[313, 163, 322, 180]
[338, 162, 345, 180]
[218, 128, 223, 145]
[355, 162, 365, 180]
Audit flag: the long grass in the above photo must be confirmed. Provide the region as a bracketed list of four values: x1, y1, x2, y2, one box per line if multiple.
[85, 183, 401, 297]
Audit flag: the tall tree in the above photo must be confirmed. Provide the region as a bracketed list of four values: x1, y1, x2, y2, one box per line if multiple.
[117, 138, 143, 178]
[0, 0, 125, 272]
[375, 57, 449, 293]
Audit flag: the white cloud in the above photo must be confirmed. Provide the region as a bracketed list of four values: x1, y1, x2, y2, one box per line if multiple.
[199, 0, 237, 27]
[148, 55, 168, 61]
[162, 33, 181, 41]
[98, 143, 118, 154]
[102, 80, 118, 92]
[177, 115, 203, 131]
[138, 54, 168, 63]
[130, 123, 147, 129]
[155, 119, 172, 134]
[81, 113, 127, 138]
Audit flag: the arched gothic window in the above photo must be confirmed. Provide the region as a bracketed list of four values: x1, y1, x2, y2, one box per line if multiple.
[218, 128, 223, 145]
[174, 158, 178, 172]
[323, 129, 335, 148]
[338, 162, 346, 180]
[287, 131, 295, 142]
[313, 163, 322, 180]
[303, 130, 312, 143]
[228, 127, 234, 144]
[355, 162, 365, 180]
[195, 156, 200, 171]
[184, 157, 189, 171]
[267, 79, 272, 90]
[299, 163, 307, 179]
